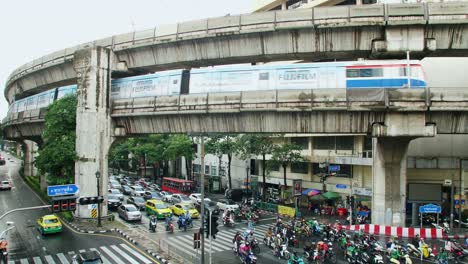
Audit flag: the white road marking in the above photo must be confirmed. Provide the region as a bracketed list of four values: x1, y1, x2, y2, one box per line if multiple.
[110, 245, 138, 264]
[33, 256, 43, 264]
[99, 246, 125, 264]
[119, 243, 153, 264]
[44, 255, 56, 264]
[57, 253, 69, 264]
[20, 259, 29, 264]
[78, 249, 85, 253]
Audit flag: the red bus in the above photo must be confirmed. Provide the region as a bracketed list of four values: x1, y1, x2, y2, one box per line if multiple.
[162, 177, 194, 195]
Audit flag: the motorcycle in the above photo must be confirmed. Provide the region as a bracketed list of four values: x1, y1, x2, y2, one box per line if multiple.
[273, 243, 290, 260]
[223, 216, 235, 228]
[165, 218, 174, 233]
[345, 245, 365, 264]
[239, 251, 257, 264]
[288, 235, 299, 248]
[407, 243, 434, 260]
[249, 237, 261, 254]
[149, 215, 157, 233]
[288, 256, 305, 264]
[177, 217, 189, 232]
[263, 236, 274, 249]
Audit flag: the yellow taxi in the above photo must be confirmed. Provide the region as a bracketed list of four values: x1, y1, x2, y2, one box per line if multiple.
[145, 199, 172, 219]
[37, 214, 63, 235]
[170, 203, 199, 218]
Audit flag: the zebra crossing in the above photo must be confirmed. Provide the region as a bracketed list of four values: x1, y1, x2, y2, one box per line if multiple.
[165, 223, 274, 258]
[8, 243, 154, 264]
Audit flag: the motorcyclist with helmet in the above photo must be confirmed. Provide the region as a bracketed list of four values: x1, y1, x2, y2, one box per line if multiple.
[389, 245, 402, 264]
[239, 241, 252, 263]
[289, 251, 302, 264]
[437, 247, 448, 264]
[274, 234, 282, 259]
[233, 231, 243, 253]
[265, 227, 273, 247]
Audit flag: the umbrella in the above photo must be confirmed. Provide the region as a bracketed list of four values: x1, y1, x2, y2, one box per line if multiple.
[322, 191, 341, 200]
[309, 194, 325, 201]
[302, 188, 321, 197]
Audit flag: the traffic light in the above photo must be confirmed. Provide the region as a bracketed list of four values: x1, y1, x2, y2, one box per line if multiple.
[211, 215, 219, 239]
[78, 196, 104, 205]
[52, 199, 61, 213]
[204, 217, 210, 238]
[51, 196, 77, 213]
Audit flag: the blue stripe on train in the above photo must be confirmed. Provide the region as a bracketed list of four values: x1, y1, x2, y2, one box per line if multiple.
[346, 78, 426, 88]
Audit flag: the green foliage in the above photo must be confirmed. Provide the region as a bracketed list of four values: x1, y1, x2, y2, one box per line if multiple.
[109, 140, 134, 172]
[25, 176, 50, 202]
[268, 142, 304, 187]
[205, 135, 239, 189]
[237, 134, 274, 200]
[35, 95, 77, 185]
[164, 135, 195, 161]
[59, 211, 74, 222]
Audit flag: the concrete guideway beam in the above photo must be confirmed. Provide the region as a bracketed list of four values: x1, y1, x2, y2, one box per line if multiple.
[74, 47, 115, 219]
[371, 112, 436, 227]
[22, 139, 38, 178]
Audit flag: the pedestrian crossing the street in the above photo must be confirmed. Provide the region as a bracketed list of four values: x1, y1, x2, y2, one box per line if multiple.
[165, 223, 274, 258]
[7, 243, 154, 264]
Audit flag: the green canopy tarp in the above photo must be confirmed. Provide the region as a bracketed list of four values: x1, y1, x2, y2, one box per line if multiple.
[322, 191, 341, 200]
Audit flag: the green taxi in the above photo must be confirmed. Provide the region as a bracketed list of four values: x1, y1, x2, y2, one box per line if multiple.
[37, 214, 63, 235]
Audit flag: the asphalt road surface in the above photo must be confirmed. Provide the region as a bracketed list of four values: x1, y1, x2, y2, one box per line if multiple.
[0, 152, 156, 264]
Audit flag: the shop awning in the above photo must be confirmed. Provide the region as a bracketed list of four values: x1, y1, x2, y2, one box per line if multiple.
[302, 188, 321, 197]
[322, 191, 341, 200]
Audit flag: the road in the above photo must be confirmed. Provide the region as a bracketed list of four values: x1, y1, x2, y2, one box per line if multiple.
[0, 152, 156, 264]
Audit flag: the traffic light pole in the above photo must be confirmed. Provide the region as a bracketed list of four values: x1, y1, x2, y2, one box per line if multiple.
[96, 171, 102, 227]
[200, 136, 205, 264]
[0, 205, 51, 220]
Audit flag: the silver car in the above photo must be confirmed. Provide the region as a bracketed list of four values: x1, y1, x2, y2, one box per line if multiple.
[117, 204, 142, 222]
[108, 189, 124, 201]
[130, 185, 145, 197]
[127, 196, 146, 210]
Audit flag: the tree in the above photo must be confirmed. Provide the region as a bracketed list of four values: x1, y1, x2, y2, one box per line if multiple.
[129, 135, 168, 182]
[109, 140, 134, 173]
[269, 143, 304, 187]
[35, 95, 77, 185]
[205, 135, 239, 190]
[164, 135, 196, 180]
[237, 134, 273, 200]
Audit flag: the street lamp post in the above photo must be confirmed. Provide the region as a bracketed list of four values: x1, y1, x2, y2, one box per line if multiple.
[95, 171, 102, 227]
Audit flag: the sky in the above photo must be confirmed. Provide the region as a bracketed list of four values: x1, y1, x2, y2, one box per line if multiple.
[0, 0, 252, 118]
[1, 0, 467, 120]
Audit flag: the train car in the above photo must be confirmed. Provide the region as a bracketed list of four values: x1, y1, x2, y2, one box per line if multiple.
[57, 85, 77, 99]
[111, 69, 188, 100]
[188, 60, 426, 93]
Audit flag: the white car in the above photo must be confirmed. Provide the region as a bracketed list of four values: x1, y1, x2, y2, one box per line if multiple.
[189, 193, 211, 205]
[130, 185, 145, 197]
[171, 194, 192, 204]
[0, 180, 12, 190]
[217, 199, 239, 211]
[160, 191, 173, 202]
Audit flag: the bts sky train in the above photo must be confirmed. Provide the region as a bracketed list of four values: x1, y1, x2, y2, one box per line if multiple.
[7, 60, 426, 114]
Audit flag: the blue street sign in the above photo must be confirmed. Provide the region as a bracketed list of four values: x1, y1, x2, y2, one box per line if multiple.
[329, 165, 340, 172]
[47, 184, 79, 196]
[419, 204, 441, 214]
[336, 184, 347, 189]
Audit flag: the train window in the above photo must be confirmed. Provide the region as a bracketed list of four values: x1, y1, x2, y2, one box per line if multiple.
[259, 72, 269, 80]
[359, 68, 382, 77]
[346, 69, 359, 78]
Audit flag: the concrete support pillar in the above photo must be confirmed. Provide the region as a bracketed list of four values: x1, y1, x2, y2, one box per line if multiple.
[281, 0, 287, 10]
[372, 137, 412, 227]
[356, 0, 363, 5]
[23, 140, 38, 177]
[74, 47, 114, 219]
[16, 144, 21, 157]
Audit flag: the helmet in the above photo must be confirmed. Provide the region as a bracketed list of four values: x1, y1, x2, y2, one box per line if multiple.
[324, 238, 328, 242]
[245, 242, 250, 246]
[236, 231, 241, 235]
[277, 234, 281, 238]
[421, 238, 425, 242]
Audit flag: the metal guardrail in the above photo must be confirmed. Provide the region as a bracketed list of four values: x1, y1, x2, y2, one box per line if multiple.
[5, 2, 468, 87]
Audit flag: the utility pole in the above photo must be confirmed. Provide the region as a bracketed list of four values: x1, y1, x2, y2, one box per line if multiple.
[459, 159, 464, 229]
[450, 173, 455, 229]
[209, 209, 212, 264]
[200, 136, 205, 264]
